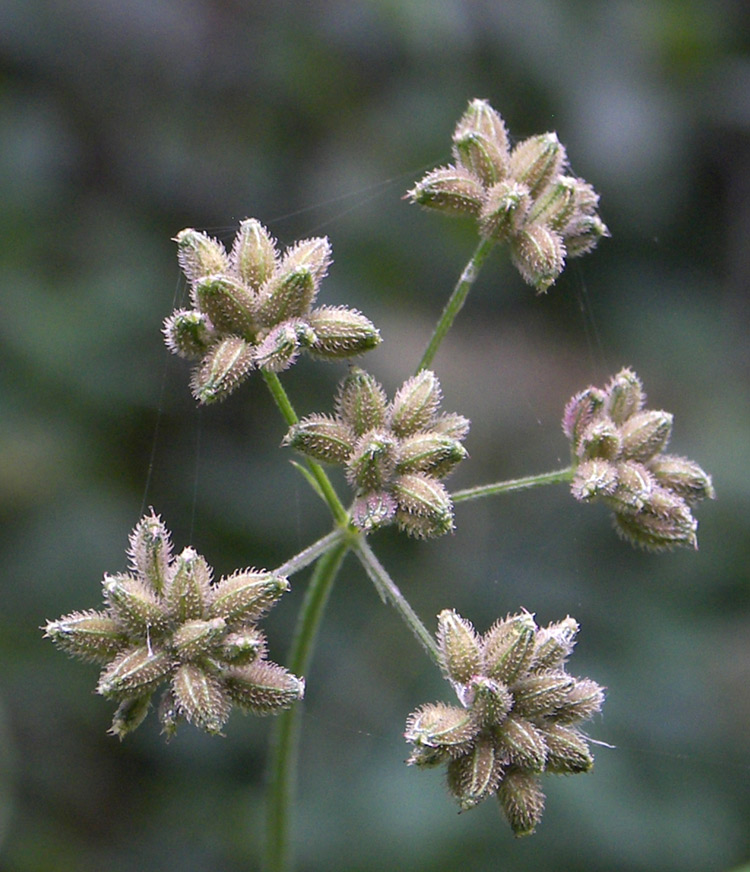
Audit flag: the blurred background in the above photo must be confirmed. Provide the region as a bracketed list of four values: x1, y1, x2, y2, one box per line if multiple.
[1, 1, 749, 870]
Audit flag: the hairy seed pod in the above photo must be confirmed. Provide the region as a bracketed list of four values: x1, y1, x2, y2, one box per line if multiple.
[437, 609, 482, 686]
[452, 98, 511, 188]
[407, 165, 486, 217]
[190, 335, 255, 404]
[230, 218, 277, 290]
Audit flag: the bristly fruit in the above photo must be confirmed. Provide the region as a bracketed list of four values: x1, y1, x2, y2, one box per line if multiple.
[44, 510, 304, 738]
[165, 222, 380, 403]
[405, 609, 604, 835]
[408, 98, 608, 293]
[564, 368, 714, 550]
[284, 368, 470, 538]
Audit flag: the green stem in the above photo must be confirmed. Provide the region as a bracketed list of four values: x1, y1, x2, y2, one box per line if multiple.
[275, 528, 346, 578]
[452, 466, 574, 502]
[265, 540, 350, 872]
[416, 236, 497, 372]
[262, 370, 349, 526]
[352, 537, 439, 665]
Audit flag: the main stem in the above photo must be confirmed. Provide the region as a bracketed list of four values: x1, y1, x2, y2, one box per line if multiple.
[416, 236, 497, 372]
[265, 540, 349, 872]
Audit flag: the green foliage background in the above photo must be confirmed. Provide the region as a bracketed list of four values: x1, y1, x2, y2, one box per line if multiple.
[1, 1, 748, 870]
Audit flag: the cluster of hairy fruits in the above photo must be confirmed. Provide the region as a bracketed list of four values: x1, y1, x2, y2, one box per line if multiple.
[285, 367, 469, 538]
[164, 221, 380, 403]
[405, 609, 604, 836]
[44, 512, 304, 738]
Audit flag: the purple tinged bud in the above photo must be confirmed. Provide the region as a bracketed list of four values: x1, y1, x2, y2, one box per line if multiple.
[605, 368, 645, 424]
[393, 474, 454, 538]
[467, 676, 514, 725]
[390, 370, 442, 437]
[221, 628, 267, 665]
[620, 409, 673, 461]
[564, 214, 610, 258]
[279, 236, 332, 286]
[554, 678, 605, 724]
[613, 492, 698, 551]
[511, 673, 574, 718]
[190, 335, 255, 404]
[407, 165, 486, 217]
[530, 617, 579, 672]
[571, 458, 619, 502]
[562, 387, 607, 447]
[351, 491, 398, 533]
[171, 618, 227, 660]
[103, 574, 167, 633]
[230, 218, 277, 290]
[432, 412, 471, 441]
[527, 176, 578, 228]
[648, 454, 715, 505]
[128, 510, 172, 595]
[436, 609, 482, 686]
[174, 229, 230, 286]
[577, 418, 622, 461]
[255, 269, 317, 328]
[395, 432, 468, 478]
[254, 321, 308, 372]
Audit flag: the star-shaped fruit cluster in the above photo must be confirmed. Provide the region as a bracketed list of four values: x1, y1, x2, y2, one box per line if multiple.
[408, 98, 608, 292]
[163, 220, 380, 403]
[44, 511, 304, 738]
[564, 368, 714, 550]
[405, 609, 604, 836]
[284, 367, 469, 538]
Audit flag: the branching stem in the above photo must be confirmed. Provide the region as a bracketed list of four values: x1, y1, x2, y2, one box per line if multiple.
[352, 537, 439, 664]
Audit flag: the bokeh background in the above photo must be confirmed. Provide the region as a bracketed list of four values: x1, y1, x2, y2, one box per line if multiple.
[1, 1, 749, 870]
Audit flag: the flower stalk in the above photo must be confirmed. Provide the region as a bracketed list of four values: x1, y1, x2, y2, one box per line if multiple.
[452, 467, 574, 503]
[265, 540, 349, 872]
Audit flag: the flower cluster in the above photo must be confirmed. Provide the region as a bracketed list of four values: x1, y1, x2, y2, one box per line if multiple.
[284, 367, 469, 537]
[163, 221, 380, 403]
[564, 368, 714, 550]
[44, 512, 304, 738]
[405, 609, 604, 836]
[408, 98, 608, 292]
